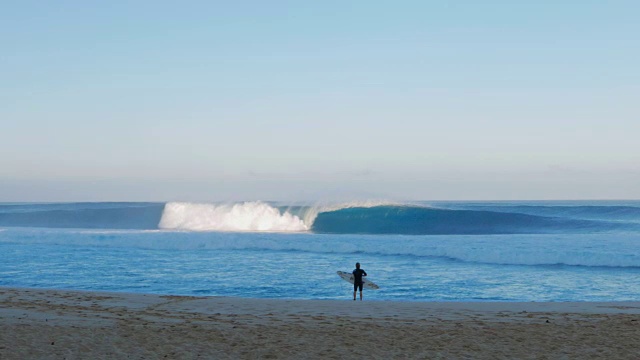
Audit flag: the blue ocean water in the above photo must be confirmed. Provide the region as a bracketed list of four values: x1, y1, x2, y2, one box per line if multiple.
[1, 200, 639, 301]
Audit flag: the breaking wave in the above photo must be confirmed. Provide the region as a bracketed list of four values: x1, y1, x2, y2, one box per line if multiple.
[158, 202, 308, 232]
[0, 201, 639, 235]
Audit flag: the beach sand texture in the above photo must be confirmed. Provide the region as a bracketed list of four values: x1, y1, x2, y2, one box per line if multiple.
[1, 288, 639, 359]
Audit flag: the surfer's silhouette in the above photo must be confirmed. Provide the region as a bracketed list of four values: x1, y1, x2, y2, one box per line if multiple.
[352, 262, 367, 301]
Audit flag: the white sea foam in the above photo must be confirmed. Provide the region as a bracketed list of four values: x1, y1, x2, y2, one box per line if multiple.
[158, 201, 309, 232]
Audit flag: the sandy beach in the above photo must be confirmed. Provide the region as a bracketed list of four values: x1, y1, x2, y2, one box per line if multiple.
[0, 287, 638, 359]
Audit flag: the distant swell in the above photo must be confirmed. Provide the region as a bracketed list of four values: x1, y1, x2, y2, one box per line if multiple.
[0, 203, 164, 230]
[2, 229, 639, 268]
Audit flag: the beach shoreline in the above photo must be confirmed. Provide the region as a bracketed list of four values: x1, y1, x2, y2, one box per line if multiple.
[1, 287, 639, 359]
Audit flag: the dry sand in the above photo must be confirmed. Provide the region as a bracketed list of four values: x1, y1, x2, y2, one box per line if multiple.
[1, 287, 639, 359]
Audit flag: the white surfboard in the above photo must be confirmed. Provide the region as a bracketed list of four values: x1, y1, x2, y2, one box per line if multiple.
[337, 271, 380, 290]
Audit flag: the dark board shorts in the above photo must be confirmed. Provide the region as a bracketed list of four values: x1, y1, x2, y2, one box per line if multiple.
[354, 281, 363, 291]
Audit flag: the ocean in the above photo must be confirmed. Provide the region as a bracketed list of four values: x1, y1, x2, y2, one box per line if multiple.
[1, 200, 639, 302]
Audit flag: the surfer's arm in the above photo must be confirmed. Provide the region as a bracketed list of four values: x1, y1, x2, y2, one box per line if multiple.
[363, 271, 367, 276]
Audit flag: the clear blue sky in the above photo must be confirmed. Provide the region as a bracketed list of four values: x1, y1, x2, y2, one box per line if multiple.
[1, 1, 638, 201]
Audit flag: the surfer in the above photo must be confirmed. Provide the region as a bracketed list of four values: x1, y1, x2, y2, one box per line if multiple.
[352, 262, 367, 301]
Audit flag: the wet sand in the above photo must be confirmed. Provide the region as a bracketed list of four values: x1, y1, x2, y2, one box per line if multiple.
[1, 287, 639, 359]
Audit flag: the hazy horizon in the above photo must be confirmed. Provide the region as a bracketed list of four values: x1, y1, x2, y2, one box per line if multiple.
[2, 1, 638, 202]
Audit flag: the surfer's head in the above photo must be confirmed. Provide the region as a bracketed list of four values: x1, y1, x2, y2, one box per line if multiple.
[356, 262, 360, 269]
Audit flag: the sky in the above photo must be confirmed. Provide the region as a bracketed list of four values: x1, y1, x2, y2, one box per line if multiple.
[1, 1, 639, 202]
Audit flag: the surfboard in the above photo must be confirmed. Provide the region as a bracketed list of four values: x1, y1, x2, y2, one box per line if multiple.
[337, 271, 380, 290]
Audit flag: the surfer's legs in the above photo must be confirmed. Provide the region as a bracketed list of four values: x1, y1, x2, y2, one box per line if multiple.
[354, 283, 363, 301]
[353, 283, 362, 300]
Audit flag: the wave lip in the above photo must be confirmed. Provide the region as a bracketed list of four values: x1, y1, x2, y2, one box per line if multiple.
[158, 201, 309, 232]
[310, 205, 633, 235]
